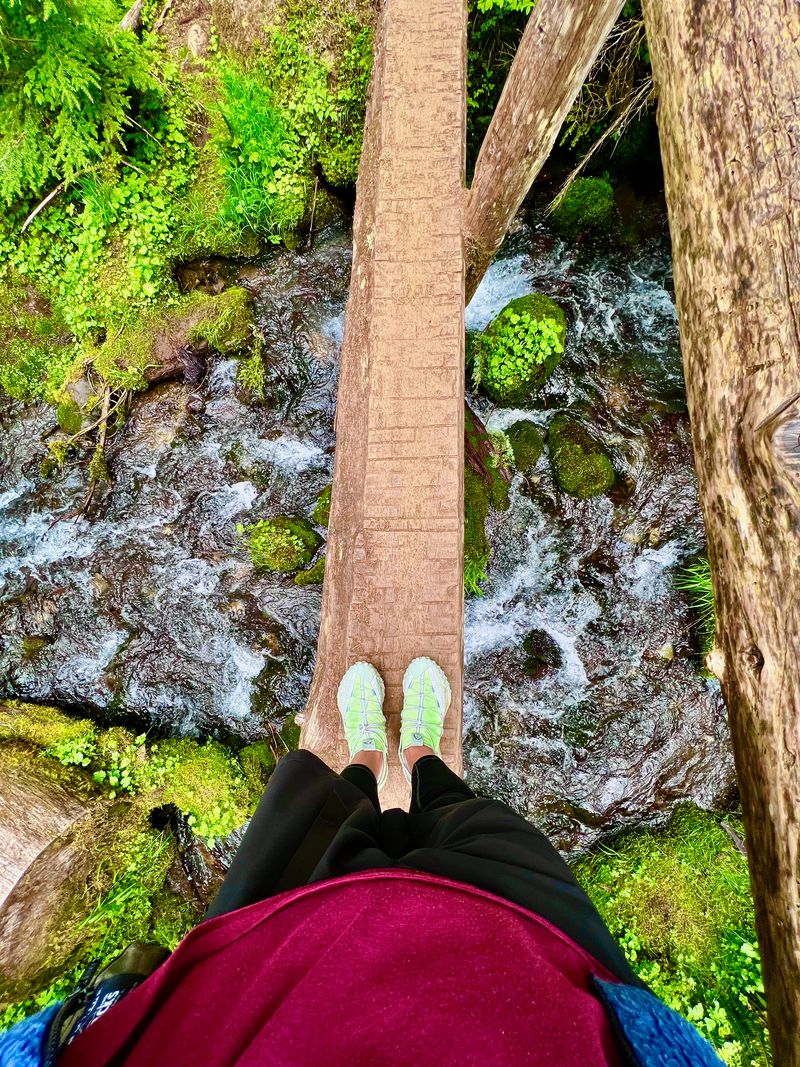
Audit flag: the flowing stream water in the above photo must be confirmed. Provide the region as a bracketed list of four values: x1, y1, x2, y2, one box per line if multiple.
[0, 210, 735, 852]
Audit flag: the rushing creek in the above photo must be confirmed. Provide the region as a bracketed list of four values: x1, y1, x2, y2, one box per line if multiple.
[0, 209, 735, 852]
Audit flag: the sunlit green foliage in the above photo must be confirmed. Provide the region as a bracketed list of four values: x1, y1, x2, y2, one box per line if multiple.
[575, 807, 770, 1065]
[0, 0, 160, 205]
[472, 293, 566, 405]
[466, 2, 527, 167]
[676, 555, 716, 658]
[0, 2, 371, 406]
[239, 515, 323, 573]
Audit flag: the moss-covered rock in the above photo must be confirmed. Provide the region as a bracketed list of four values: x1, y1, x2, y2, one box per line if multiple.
[507, 420, 545, 474]
[238, 740, 277, 796]
[573, 807, 768, 1063]
[294, 555, 325, 586]
[241, 515, 323, 573]
[465, 405, 511, 513]
[551, 177, 618, 238]
[91, 287, 254, 392]
[0, 274, 74, 404]
[464, 467, 491, 597]
[471, 293, 567, 405]
[312, 484, 332, 527]
[547, 415, 615, 498]
[187, 286, 253, 353]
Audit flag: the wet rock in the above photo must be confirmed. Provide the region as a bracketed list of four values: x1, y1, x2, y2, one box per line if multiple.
[0, 228, 350, 741]
[547, 416, 615, 499]
[507, 420, 545, 475]
[550, 177, 618, 239]
[92, 287, 253, 389]
[522, 629, 563, 679]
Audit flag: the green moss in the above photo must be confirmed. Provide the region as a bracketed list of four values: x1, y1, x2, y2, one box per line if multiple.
[294, 555, 325, 586]
[187, 287, 254, 353]
[155, 738, 253, 844]
[472, 293, 567, 405]
[238, 740, 278, 796]
[312, 483, 332, 527]
[506, 420, 545, 474]
[55, 395, 83, 434]
[240, 515, 323, 573]
[465, 405, 511, 513]
[0, 700, 96, 752]
[464, 467, 491, 597]
[91, 288, 253, 391]
[2, 701, 257, 846]
[551, 177, 618, 238]
[547, 415, 615, 498]
[574, 807, 769, 1064]
[0, 273, 75, 403]
[173, 142, 263, 261]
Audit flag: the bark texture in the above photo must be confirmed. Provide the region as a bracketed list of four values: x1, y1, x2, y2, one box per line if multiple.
[642, 0, 800, 1058]
[300, 0, 467, 808]
[464, 0, 624, 303]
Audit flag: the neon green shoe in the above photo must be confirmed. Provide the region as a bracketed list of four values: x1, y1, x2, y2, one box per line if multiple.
[399, 657, 452, 783]
[336, 661, 388, 789]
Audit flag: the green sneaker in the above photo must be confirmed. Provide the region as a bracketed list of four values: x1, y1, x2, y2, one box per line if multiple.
[399, 657, 452, 783]
[336, 661, 388, 789]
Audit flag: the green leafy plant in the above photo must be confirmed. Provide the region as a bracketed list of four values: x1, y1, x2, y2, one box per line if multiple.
[476, 0, 534, 9]
[466, 3, 527, 167]
[0, 0, 160, 206]
[676, 556, 716, 658]
[239, 515, 322, 573]
[574, 807, 770, 1065]
[472, 294, 566, 404]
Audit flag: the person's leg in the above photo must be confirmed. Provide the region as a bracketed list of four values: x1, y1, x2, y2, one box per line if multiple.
[341, 761, 381, 811]
[403, 781, 641, 984]
[408, 752, 474, 813]
[208, 662, 390, 919]
[206, 749, 378, 920]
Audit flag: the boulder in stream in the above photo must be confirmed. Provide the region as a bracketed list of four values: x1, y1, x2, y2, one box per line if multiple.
[547, 415, 615, 499]
[471, 294, 567, 405]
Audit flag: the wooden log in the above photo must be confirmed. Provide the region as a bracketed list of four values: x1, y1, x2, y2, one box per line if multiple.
[641, 0, 800, 1057]
[464, 0, 624, 304]
[300, 0, 467, 809]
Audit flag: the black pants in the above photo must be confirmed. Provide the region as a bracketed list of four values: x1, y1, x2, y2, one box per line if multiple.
[207, 750, 639, 984]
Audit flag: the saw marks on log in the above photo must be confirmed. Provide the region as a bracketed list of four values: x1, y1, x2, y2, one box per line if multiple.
[301, 0, 466, 808]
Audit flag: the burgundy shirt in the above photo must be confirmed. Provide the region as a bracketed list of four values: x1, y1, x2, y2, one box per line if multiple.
[61, 870, 625, 1066]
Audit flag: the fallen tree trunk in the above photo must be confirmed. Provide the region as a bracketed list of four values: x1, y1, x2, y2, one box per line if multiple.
[464, 0, 624, 302]
[300, 0, 467, 807]
[642, 0, 800, 1058]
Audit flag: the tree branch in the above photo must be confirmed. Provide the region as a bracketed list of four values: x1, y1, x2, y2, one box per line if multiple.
[464, 0, 624, 304]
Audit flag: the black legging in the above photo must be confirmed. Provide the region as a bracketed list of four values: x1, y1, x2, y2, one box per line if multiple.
[206, 750, 640, 985]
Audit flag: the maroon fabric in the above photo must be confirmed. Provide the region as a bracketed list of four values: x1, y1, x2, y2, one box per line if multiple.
[60, 870, 625, 1067]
